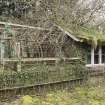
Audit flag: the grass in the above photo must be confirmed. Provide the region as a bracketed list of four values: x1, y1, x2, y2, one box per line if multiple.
[3, 79, 105, 105]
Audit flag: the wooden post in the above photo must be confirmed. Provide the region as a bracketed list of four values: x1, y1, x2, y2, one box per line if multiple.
[99, 45, 102, 64]
[0, 41, 5, 71]
[17, 61, 21, 72]
[91, 46, 94, 65]
[0, 41, 4, 60]
[1, 33, 5, 71]
[16, 42, 21, 58]
[16, 42, 21, 72]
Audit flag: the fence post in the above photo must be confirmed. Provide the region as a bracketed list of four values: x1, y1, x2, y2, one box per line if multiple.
[16, 42, 21, 72]
[0, 35, 5, 71]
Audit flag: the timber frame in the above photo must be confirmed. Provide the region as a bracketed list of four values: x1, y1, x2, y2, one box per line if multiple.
[0, 22, 81, 71]
[1, 21, 105, 69]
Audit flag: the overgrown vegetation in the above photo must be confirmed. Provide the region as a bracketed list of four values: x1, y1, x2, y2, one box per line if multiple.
[0, 59, 86, 89]
[75, 27, 105, 48]
[4, 82, 105, 105]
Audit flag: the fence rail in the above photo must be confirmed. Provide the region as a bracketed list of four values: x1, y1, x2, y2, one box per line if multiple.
[0, 57, 81, 62]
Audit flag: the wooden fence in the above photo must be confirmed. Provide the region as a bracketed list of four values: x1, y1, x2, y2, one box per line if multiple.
[0, 59, 87, 91]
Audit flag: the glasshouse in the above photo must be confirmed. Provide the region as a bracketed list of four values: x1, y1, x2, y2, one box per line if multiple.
[0, 0, 105, 105]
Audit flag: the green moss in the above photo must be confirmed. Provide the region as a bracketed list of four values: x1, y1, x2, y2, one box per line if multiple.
[76, 27, 105, 48]
[55, 21, 105, 48]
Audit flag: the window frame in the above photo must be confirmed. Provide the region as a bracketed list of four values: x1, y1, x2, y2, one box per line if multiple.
[86, 45, 103, 67]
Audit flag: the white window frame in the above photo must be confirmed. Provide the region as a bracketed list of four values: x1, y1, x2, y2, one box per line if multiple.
[86, 45, 103, 67]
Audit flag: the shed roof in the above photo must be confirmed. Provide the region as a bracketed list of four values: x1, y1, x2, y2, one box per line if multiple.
[1, 21, 105, 48]
[55, 23, 105, 48]
[0, 21, 80, 42]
